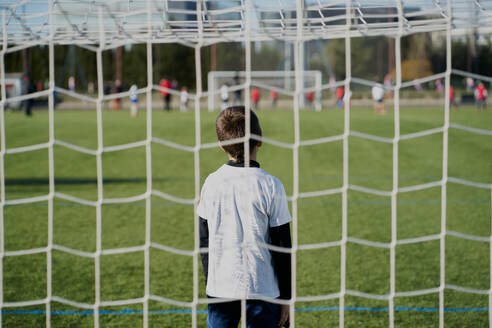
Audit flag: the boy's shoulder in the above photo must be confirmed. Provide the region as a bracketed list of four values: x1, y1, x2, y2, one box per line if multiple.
[203, 165, 283, 189]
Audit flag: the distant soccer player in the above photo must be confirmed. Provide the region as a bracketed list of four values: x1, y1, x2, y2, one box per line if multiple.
[449, 85, 458, 110]
[270, 89, 278, 109]
[371, 82, 385, 115]
[198, 106, 292, 328]
[435, 78, 444, 92]
[129, 84, 138, 117]
[180, 86, 189, 112]
[251, 87, 260, 110]
[68, 76, 76, 92]
[220, 84, 229, 111]
[306, 91, 314, 109]
[160, 78, 172, 111]
[466, 77, 475, 91]
[335, 86, 344, 108]
[22, 74, 36, 116]
[475, 82, 487, 112]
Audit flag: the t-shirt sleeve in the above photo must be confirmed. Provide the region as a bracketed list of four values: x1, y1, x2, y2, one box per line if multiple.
[269, 179, 292, 227]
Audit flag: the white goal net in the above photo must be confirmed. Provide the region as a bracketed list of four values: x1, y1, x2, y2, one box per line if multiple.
[0, 1, 492, 328]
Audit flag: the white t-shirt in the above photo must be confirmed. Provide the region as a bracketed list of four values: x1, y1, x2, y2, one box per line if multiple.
[197, 164, 292, 299]
[372, 84, 384, 101]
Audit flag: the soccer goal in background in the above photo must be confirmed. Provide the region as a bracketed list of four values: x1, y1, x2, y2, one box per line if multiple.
[207, 70, 322, 111]
[0, 1, 492, 328]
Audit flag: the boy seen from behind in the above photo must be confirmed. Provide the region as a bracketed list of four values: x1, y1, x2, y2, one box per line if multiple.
[198, 106, 292, 328]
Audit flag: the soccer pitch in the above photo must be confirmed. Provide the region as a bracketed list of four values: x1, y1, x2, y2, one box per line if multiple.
[2, 106, 492, 327]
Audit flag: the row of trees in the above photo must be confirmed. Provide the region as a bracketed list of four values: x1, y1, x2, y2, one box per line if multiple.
[4, 34, 491, 92]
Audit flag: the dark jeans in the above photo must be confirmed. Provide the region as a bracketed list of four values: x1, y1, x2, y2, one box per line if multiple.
[207, 299, 280, 328]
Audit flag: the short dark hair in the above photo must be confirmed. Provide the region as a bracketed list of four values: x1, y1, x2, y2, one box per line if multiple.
[216, 106, 262, 161]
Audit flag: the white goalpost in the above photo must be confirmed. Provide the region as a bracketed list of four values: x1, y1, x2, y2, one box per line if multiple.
[1, 1, 492, 328]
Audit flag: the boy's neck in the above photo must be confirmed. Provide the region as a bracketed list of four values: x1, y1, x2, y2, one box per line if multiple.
[227, 145, 259, 162]
[227, 159, 260, 168]
[228, 153, 257, 162]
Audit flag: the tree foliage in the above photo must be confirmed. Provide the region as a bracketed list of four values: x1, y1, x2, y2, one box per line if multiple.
[3, 35, 491, 92]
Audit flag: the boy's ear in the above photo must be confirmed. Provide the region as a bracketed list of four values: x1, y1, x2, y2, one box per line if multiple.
[219, 145, 226, 152]
[257, 141, 262, 148]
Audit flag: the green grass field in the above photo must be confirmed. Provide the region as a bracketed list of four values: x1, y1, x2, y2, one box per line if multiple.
[2, 105, 492, 327]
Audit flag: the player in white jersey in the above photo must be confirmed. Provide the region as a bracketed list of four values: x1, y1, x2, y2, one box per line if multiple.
[198, 106, 292, 328]
[180, 86, 188, 112]
[372, 82, 386, 115]
[129, 84, 138, 118]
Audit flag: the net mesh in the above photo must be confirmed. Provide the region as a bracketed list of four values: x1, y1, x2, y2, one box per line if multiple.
[0, 1, 492, 328]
